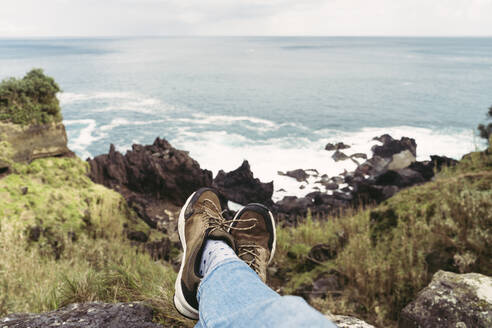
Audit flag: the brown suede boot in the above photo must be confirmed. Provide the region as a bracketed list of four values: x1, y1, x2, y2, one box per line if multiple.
[174, 188, 235, 319]
[229, 203, 276, 282]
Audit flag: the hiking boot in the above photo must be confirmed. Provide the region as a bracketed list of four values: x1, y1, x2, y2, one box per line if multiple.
[174, 188, 235, 319]
[229, 203, 276, 282]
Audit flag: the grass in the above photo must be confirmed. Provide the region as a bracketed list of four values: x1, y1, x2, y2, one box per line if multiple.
[273, 149, 492, 327]
[0, 157, 194, 327]
[1, 144, 490, 327]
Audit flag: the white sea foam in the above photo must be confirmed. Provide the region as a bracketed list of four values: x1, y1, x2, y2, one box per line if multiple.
[59, 92, 139, 105]
[99, 118, 167, 132]
[64, 112, 482, 201]
[171, 125, 482, 201]
[191, 113, 278, 128]
[59, 91, 169, 115]
[64, 119, 104, 159]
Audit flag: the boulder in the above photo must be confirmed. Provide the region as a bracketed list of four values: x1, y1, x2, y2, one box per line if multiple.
[0, 121, 73, 172]
[295, 271, 346, 301]
[375, 168, 425, 188]
[0, 302, 161, 328]
[332, 150, 349, 162]
[319, 181, 338, 190]
[325, 142, 351, 151]
[387, 150, 416, 171]
[88, 138, 213, 228]
[307, 243, 338, 264]
[274, 192, 350, 224]
[372, 134, 416, 158]
[399, 271, 492, 328]
[430, 155, 458, 171]
[274, 196, 313, 218]
[350, 153, 368, 160]
[278, 168, 309, 182]
[408, 161, 435, 181]
[325, 313, 376, 328]
[213, 160, 273, 206]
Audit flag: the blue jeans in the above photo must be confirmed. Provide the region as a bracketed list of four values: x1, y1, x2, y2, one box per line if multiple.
[195, 259, 337, 328]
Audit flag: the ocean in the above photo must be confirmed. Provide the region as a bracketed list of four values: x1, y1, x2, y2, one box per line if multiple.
[1, 37, 491, 199]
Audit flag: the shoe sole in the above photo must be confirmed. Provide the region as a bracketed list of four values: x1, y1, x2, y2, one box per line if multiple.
[231, 203, 277, 264]
[173, 191, 200, 320]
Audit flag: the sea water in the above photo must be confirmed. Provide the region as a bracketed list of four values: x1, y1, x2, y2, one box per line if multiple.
[1, 37, 491, 199]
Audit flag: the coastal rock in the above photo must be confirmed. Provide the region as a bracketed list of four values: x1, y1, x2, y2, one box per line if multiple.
[332, 150, 349, 162]
[387, 150, 416, 171]
[0, 302, 161, 328]
[430, 155, 458, 171]
[399, 271, 492, 328]
[372, 134, 416, 158]
[0, 121, 73, 172]
[213, 160, 273, 206]
[325, 142, 351, 151]
[307, 243, 338, 264]
[375, 168, 425, 188]
[274, 134, 457, 221]
[278, 168, 309, 182]
[88, 138, 213, 228]
[325, 313, 376, 328]
[316, 179, 338, 190]
[294, 267, 348, 302]
[350, 153, 368, 160]
[274, 192, 350, 224]
[274, 196, 313, 221]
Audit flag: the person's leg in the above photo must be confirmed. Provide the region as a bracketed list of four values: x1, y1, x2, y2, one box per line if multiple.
[195, 251, 336, 328]
[173, 190, 336, 328]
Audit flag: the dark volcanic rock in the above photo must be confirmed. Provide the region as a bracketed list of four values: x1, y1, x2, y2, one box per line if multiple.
[0, 302, 161, 328]
[332, 150, 349, 162]
[375, 168, 426, 188]
[126, 230, 149, 243]
[372, 134, 416, 158]
[399, 271, 492, 328]
[430, 155, 458, 171]
[327, 314, 375, 328]
[88, 138, 213, 228]
[213, 160, 273, 206]
[325, 142, 351, 151]
[307, 243, 338, 264]
[274, 192, 349, 224]
[278, 168, 309, 182]
[274, 196, 313, 218]
[425, 246, 458, 274]
[350, 153, 367, 160]
[295, 271, 346, 301]
[274, 133, 458, 223]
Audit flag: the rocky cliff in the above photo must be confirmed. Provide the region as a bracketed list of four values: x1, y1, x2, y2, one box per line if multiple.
[0, 121, 73, 173]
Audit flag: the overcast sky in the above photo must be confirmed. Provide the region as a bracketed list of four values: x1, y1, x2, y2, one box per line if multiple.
[1, 0, 491, 37]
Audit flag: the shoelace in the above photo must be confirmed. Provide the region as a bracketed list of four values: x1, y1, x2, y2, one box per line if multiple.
[199, 199, 257, 233]
[237, 244, 262, 274]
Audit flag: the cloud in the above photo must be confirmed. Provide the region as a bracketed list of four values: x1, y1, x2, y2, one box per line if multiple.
[0, 0, 491, 37]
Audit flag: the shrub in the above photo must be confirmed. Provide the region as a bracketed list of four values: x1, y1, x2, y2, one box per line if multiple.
[477, 105, 492, 146]
[0, 69, 62, 125]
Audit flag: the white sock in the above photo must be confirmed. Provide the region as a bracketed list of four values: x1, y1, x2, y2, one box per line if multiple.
[199, 239, 238, 277]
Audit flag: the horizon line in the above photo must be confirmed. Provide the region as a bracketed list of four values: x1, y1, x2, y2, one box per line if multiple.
[1, 35, 492, 40]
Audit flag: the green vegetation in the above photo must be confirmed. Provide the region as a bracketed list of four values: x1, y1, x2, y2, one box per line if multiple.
[0, 137, 14, 169]
[273, 150, 492, 327]
[477, 105, 492, 145]
[0, 69, 62, 125]
[0, 157, 193, 327]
